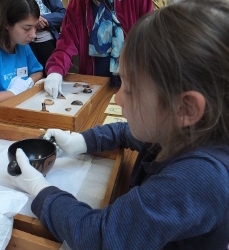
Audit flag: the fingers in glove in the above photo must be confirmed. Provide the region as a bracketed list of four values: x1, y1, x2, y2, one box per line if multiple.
[52, 88, 59, 99]
[43, 129, 53, 140]
[44, 84, 53, 97]
[16, 148, 30, 168]
[16, 148, 43, 179]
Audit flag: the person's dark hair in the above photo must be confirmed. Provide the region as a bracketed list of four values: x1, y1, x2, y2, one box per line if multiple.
[122, 0, 229, 160]
[0, 0, 40, 51]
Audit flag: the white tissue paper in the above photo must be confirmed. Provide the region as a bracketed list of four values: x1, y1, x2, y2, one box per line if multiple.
[0, 190, 28, 250]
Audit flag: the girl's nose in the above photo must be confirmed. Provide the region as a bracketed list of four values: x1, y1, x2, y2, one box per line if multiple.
[29, 28, 36, 39]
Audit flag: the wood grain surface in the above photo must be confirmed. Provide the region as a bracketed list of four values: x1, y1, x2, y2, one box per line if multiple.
[2, 74, 138, 249]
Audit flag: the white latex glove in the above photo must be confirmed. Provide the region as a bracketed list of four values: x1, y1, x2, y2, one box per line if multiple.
[34, 78, 46, 85]
[44, 73, 63, 99]
[8, 149, 51, 197]
[44, 129, 87, 157]
[7, 76, 34, 95]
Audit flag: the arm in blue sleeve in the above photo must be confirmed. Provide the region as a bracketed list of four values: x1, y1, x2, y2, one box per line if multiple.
[32, 154, 229, 249]
[42, 0, 66, 30]
[81, 122, 143, 153]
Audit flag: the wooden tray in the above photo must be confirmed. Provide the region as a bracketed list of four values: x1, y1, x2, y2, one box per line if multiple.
[0, 123, 123, 249]
[0, 74, 110, 131]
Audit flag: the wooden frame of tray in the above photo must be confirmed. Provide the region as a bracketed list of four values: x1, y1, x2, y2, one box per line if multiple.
[0, 74, 110, 131]
[0, 123, 123, 249]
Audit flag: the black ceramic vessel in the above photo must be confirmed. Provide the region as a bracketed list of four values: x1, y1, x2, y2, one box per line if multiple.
[8, 138, 56, 176]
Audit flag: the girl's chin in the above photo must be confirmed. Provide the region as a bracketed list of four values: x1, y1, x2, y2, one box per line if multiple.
[20, 41, 32, 45]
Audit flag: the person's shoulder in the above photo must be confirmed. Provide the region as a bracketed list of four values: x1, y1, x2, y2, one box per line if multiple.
[154, 146, 229, 203]
[23, 44, 34, 54]
[16, 45, 36, 59]
[167, 145, 229, 180]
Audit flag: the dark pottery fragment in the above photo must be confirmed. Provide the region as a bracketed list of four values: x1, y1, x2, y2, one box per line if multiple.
[71, 100, 83, 105]
[83, 88, 92, 93]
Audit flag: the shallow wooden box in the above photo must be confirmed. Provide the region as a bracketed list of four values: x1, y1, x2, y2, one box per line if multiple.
[0, 123, 123, 249]
[0, 74, 110, 131]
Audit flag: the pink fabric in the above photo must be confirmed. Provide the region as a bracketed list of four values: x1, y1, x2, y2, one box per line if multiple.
[46, 0, 153, 76]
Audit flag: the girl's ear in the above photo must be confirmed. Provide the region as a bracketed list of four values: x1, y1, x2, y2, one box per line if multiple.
[176, 91, 206, 127]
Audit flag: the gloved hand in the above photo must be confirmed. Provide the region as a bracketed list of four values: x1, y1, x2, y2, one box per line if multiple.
[44, 73, 63, 99]
[34, 78, 46, 85]
[8, 148, 51, 197]
[7, 76, 34, 95]
[44, 129, 87, 157]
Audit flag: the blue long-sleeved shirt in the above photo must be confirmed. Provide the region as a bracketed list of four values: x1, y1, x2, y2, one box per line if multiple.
[0, 45, 43, 90]
[32, 122, 229, 249]
[39, 0, 66, 40]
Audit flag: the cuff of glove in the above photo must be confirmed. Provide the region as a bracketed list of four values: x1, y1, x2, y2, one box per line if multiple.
[31, 186, 61, 218]
[7, 87, 20, 96]
[8, 77, 34, 95]
[62, 133, 87, 156]
[35, 78, 46, 85]
[30, 178, 52, 197]
[26, 77, 34, 88]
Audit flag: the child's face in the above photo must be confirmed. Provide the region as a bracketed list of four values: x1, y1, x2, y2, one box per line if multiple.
[6, 15, 38, 49]
[115, 66, 169, 144]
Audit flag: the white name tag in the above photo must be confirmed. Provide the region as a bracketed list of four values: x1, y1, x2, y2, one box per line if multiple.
[17, 67, 28, 78]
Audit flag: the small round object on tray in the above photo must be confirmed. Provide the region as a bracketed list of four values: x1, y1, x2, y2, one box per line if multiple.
[71, 100, 83, 105]
[44, 99, 54, 105]
[83, 87, 92, 93]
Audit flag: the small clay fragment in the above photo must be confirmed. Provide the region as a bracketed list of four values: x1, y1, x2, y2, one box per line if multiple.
[41, 103, 49, 112]
[73, 83, 80, 87]
[65, 108, 72, 111]
[83, 87, 92, 93]
[83, 84, 94, 89]
[71, 100, 83, 105]
[57, 93, 66, 99]
[73, 82, 94, 89]
[44, 99, 54, 105]
[72, 92, 79, 94]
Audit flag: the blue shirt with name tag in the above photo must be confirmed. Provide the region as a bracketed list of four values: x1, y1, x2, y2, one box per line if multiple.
[0, 44, 43, 91]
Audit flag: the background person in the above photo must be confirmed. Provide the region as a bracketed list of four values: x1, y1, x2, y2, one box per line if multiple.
[0, 0, 43, 102]
[29, 0, 66, 77]
[44, 0, 153, 99]
[8, 0, 229, 249]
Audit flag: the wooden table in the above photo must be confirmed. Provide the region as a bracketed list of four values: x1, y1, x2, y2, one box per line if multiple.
[0, 74, 138, 249]
[0, 73, 138, 197]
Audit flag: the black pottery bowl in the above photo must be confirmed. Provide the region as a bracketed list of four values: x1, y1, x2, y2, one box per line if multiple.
[8, 138, 56, 176]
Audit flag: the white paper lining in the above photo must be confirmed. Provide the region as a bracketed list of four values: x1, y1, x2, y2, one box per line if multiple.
[0, 139, 115, 218]
[16, 81, 100, 116]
